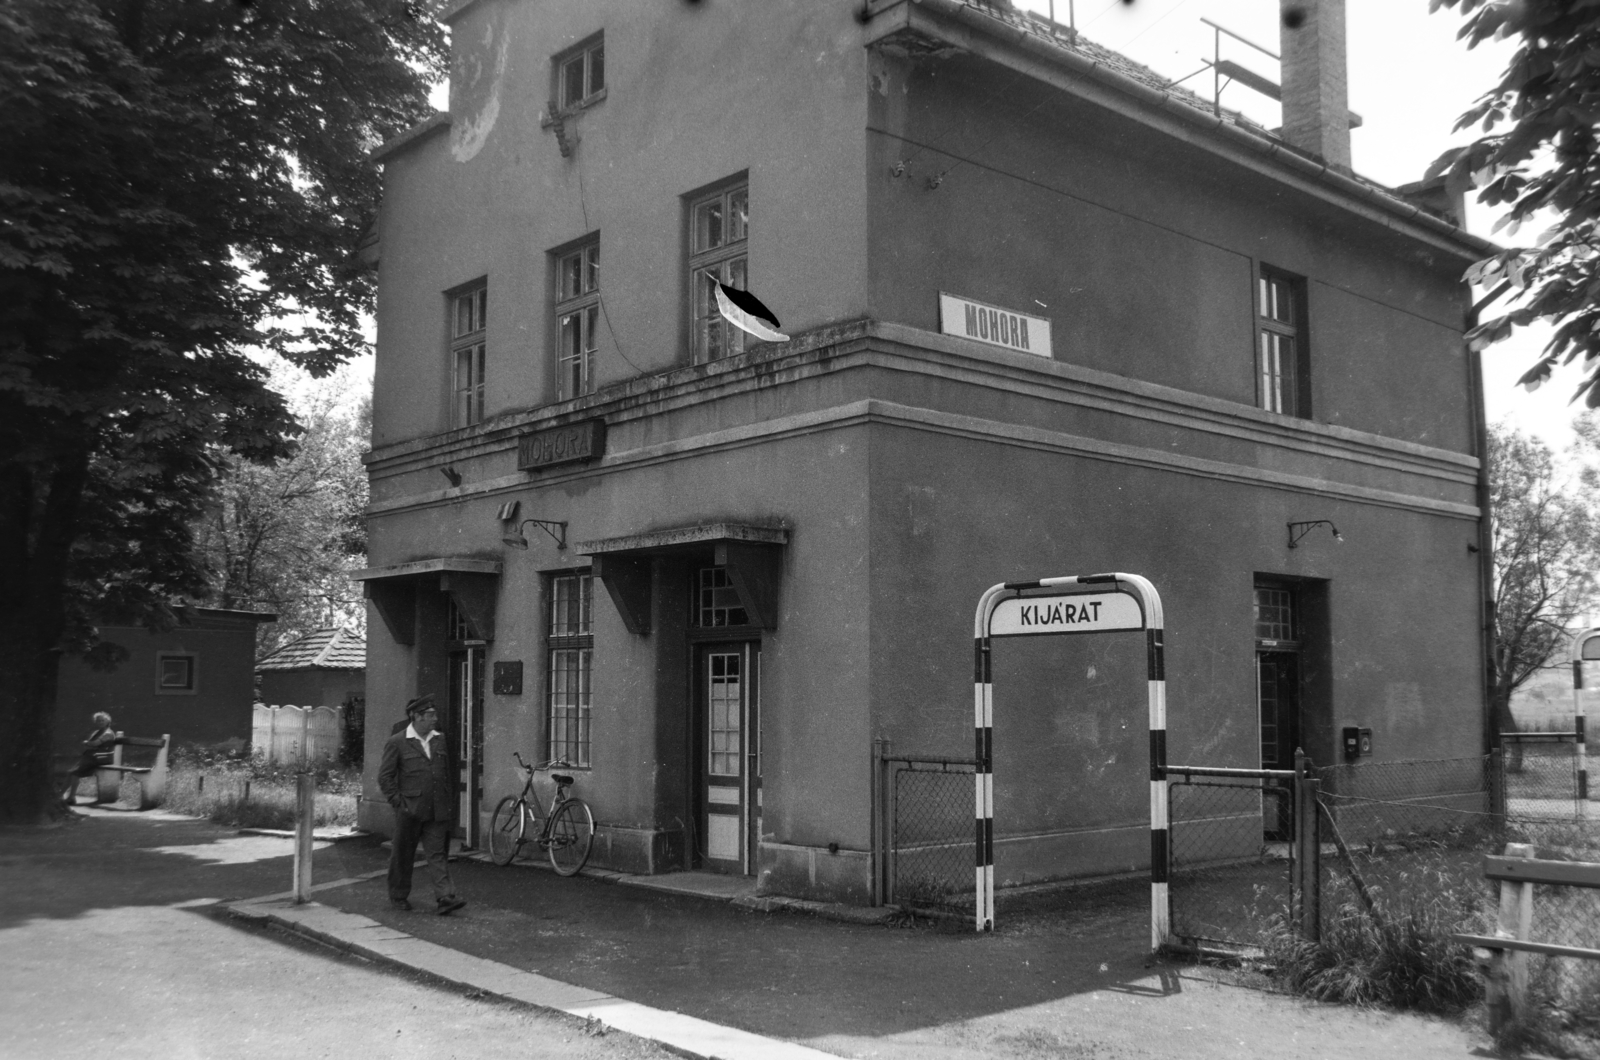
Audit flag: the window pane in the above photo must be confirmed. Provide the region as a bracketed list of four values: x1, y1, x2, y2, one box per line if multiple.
[589, 45, 604, 94]
[477, 288, 487, 328]
[561, 252, 582, 299]
[563, 54, 585, 107]
[585, 243, 599, 292]
[696, 198, 724, 251]
[728, 188, 747, 242]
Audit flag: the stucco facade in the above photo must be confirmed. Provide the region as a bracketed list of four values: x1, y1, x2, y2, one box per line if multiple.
[357, 0, 1491, 904]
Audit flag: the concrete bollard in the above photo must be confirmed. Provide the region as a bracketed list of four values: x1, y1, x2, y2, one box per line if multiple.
[293, 772, 315, 903]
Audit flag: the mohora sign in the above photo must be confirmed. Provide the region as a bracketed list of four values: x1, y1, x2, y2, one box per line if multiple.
[939, 292, 1053, 358]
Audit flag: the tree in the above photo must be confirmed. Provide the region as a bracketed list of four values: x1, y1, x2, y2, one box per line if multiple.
[1429, 1, 1600, 404]
[1487, 420, 1600, 744]
[193, 373, 370, 654]
[0, 0, 443, 824]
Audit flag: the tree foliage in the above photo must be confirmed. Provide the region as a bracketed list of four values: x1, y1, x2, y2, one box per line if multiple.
[0, 0, 443, 824]
[193, 373, 370, 654]
[1430, 0, 1600, 403]
[1487, 420, 1600, 733]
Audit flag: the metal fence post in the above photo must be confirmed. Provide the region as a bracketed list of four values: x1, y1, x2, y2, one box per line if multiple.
[1292, 749, 1320, 941]
[871, 737, 884, 906]
[293, 771, 315, 903]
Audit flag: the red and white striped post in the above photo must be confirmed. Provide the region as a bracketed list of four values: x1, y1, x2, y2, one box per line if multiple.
[972, 573, 1166, 944]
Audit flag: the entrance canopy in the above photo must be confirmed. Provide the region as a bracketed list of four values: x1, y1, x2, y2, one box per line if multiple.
[351, 557, 502, 645]
[577, 522, 788, 634]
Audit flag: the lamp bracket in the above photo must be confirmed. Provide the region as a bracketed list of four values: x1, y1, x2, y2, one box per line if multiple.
[515, 518, 567, 551]
[1287, 520, 1339, 550]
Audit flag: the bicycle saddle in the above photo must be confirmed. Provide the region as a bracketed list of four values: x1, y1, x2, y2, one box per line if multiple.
[551, 774, 575, 787]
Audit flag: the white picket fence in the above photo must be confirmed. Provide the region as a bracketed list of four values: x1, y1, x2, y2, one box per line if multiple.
[252, 703, 344, 766]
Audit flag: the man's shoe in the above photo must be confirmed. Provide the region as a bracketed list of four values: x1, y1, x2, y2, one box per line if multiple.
[389, 899, 412, 912]
[435, 896, 466, 916]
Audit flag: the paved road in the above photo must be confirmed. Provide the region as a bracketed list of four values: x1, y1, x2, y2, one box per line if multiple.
[4, 807, 1502, 1060]
[0, 809, 674, 1060]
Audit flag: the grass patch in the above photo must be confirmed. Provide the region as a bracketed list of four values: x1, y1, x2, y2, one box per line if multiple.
[157, 739, 360, 830]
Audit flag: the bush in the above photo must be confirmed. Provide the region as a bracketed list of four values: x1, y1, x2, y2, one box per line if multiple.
[1262, 862, 1484, 1013]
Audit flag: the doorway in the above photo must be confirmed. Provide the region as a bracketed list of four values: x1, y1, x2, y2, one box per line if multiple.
[695, 641, 760, 874]
[1256, 583, 1301, 840]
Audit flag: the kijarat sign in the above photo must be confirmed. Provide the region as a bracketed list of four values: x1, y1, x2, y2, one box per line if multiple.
[939, 292, 1053, 358]
[518, 419, 606, 471]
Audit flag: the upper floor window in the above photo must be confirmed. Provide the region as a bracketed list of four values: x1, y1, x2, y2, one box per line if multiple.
[555, 240, 599, 400]
[689, 181, 749, 363]
[451, 283, 487, 428]
[557, 35, 605, 110]
[1257, 268, 1307, 418]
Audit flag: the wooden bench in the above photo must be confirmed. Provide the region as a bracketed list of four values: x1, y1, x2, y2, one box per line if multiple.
[94, 733, 170, 809]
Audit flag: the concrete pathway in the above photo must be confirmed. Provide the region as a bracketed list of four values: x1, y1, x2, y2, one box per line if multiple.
[232, 894, 837, 1060]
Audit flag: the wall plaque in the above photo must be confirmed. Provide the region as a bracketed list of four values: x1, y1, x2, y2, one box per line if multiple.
[492, 661, 523, 695]
[518, 419, 606, 471]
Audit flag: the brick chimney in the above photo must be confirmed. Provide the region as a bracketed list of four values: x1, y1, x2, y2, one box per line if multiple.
[1279, 0, 1351, 171]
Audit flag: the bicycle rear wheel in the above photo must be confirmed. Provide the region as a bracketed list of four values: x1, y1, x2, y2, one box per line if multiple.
[488, 796, 525, 866]
[546, 798, 594, 876]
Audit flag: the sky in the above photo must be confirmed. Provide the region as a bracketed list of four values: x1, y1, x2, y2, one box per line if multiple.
[1013, 0, 1585, 450]
[379, 2, 1578, 451]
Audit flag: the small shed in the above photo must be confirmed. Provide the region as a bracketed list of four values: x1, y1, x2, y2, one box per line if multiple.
[255, 627, 365, 708]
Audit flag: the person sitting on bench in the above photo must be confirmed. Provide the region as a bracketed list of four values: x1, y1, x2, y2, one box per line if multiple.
[62, 712, 118, 805]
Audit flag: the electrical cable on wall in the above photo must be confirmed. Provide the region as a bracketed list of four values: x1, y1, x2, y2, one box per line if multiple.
[574, 155, 648, 377]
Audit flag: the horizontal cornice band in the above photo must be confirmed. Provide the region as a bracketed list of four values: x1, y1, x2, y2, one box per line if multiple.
[367, 396, 1477, 521]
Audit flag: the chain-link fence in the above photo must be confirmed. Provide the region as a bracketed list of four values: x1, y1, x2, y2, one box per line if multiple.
[880, 754, 976, 914]
[1502, 733, 1583, 816]
[1166, 769, 1297, 952]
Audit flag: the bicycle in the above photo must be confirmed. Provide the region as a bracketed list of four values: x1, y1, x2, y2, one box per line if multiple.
[487, 752, 595, 875]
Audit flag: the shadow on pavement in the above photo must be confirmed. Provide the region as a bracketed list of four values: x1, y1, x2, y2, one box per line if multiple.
[0, 810, 389, 931]
[313, 852, 1179, 1041]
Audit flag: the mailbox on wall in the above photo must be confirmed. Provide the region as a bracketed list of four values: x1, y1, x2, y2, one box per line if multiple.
[1342, 726, 1373, 760]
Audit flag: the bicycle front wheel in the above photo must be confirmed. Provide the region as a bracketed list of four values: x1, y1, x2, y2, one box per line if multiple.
[546, 798, 594, 876]
[488, 796, 526, 866]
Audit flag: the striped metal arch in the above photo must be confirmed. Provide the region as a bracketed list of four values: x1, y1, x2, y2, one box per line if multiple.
[1573, 628, 1600, 803]
[972, 573, 1167, 947]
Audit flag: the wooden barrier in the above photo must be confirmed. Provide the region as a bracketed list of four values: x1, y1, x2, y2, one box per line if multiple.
[1453, 844, 1600, 1031]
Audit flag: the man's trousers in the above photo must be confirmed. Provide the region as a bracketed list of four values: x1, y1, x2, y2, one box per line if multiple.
[388, 810, 456, 904]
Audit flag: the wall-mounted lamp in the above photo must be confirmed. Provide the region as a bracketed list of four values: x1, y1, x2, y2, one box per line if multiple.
[502, 518, 567, 551]
[1287, 520, 1343, 549]
[440, 465, 462, 487]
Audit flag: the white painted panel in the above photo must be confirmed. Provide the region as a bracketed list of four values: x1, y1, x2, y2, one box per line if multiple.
[990, 592, 1143, 637]
[707, 813, 740, 861]
[706, 786, 740, 805]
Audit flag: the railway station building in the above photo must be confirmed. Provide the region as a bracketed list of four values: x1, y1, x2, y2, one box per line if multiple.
[355, 0, 1493, 905]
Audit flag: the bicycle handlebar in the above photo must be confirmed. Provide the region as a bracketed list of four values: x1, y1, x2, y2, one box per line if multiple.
[512, 752, 573, 774]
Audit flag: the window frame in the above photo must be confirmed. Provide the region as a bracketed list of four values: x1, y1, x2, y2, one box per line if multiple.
[546, 571, 594, 768]
[449, 281, 487, 428]
[555, 34, 606, 112]
[155, 652, 198, 695]
[553, 238, 600, 400]
[686, 178, 750, 364]
[1255, 266, 1309, 419]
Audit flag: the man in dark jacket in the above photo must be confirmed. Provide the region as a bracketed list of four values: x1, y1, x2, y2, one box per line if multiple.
[377, 695, 466, 914]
